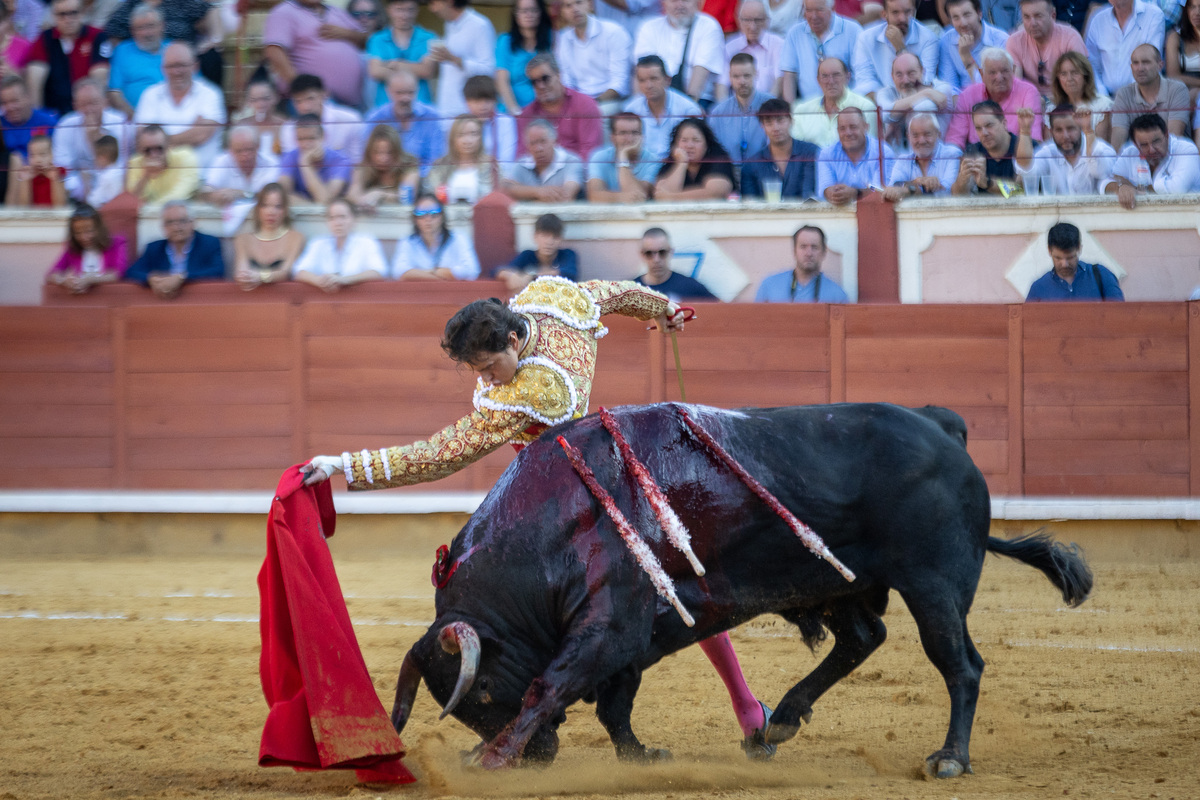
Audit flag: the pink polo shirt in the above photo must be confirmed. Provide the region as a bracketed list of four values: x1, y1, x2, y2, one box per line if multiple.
[1005, 23, 1087, 99]
[263, 1, 364, 108]
[516, 88, 604, 161]
[945, 77, 1044, 149]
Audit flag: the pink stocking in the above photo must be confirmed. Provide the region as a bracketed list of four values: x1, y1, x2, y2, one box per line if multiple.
[698, 632, 764, 737]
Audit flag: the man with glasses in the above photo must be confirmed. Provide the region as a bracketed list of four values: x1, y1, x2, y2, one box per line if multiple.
[126, 200, 225, 300]
[723, 0, 785, 96]
[1005, 0, 1085, 100]
[755, 225, 849, 303]
[634, 227, 717, 300]
[26, 0, 110, 116]
[133, 42, 225, 167]
[517, 53, 603, 161]
[124, 123, 199, 203]
[106, 3, 166, 117]
[782, 0, 863, 103]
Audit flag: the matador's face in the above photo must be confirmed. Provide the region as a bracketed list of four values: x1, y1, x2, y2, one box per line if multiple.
[468, 331, 522, 387]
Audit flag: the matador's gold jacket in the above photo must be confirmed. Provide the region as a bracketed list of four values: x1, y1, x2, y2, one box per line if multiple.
[342, 277, 669, 490]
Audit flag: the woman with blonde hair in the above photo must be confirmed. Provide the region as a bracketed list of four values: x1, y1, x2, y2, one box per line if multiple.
[1050, 51, 1112, 143]
[234, 183, 306, 290]
[347, 123, 420, 211]
[424, 114, 497, 205]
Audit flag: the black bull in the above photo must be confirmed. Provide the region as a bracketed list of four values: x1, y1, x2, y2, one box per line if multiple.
[391, 402, 1093, 776]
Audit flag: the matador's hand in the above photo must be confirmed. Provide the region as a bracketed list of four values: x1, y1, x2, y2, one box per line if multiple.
[301, 455, 344, 486]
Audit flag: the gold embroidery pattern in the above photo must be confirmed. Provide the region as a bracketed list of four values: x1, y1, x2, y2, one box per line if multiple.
[584, 280, 670, 321]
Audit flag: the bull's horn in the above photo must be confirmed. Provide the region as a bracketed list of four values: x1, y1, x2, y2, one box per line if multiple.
[437, 621, 480, 720]
[390, 650, 423, 735]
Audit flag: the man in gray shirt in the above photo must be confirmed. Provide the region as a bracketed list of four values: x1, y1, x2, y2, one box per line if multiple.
[1110, 44, 1191, 150]
[500, 119, 584, 202]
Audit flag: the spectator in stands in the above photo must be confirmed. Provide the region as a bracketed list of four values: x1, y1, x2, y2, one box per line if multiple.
[952, 99, 1024, 194]
[281, 74, 364, 158]
[106, 0, 222, 87]
[392, 193, 480, 280]
[347, 122, 419, 210]
[27, 0, 110, 117]
[427, 0, 497, 122]
[133, 42, 225, 167]
[818, 106, 895, 202]
[105, 3, 165, 117]
[501, 118, 584, 201]
[1006, 0, 1086, 100]
[938, 0, 1009, 93]
[586, 111, 656, 202]
[851, 0, 938, 98]
[877, 52, 951, 150]
[233, 183, 306, 290]
[294, 198, 388, 291]
[594, 0, 659, 37]
[945, 48, 1042, 148]
[364, 70, 445, 173]
[791, 56, 876, 148]
[555, 0, 632, 107]
[200, 126, 282, 207]
[263, 0, 366, 110]
[279, 115, 353, 205]
[0, 7, 32, 80]
[782, 0, 863, 103]
[5, 0, 43, 43]
[883, 112, 961, 199]
[5, 133, 66, 206]
[623, 55, 703, 161]
[755, 224, 849, 302]
[517, 54, 604, 161]
[1051, 50, 1113, 142]
[125, 123, 199, 203]
[655, 116, 736, 200]
[741, 97, 821, 199]
[723, 0, 784, 97]
[1104, 112, 1200, 207]
[232, 78, 287, 159]
[54, 76, 132, 201]
[496, 212, 577, 291]
[81, 134, 122, 207]
[633, 0, 727, 105]
[126, 200, 225, 299]
[463, 75, 517, 169]
[709, 53, 774, 166]
[425, 113, 496, 204]
[1110, 44, 1192, 149]
[1015, 104, 1116, 193]
[46, 203, 127, 293]
[0, 75, 57, 160]
[1165, 0, 1200, 103]
[1026, 221, 1124, 301]
[634, 226, 717, 299]
[1084, 0, 1165, 96]
[366, 0, 436, 108]
[497, 0, 554, 114]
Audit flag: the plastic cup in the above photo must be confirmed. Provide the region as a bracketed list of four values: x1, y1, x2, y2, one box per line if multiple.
[762, 179, 782, 203]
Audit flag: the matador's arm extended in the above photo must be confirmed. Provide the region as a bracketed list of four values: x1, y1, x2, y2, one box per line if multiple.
[583, 280, 670, 321]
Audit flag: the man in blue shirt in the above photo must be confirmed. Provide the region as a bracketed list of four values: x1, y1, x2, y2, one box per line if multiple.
[622, 56, 703, 161]
[781, 0, 863, 102]
[741, 97, 820, 199]
[364, 70, 446, 174]
[1026, 222, 1125, 301]
[366, 0, 437, 107]
[106, 3, 167, 116]
[707, 53, 773, 166]
[586, 111, 659, 202]
[756, 225, 850, 303]
[634, 227, 717, 301]
[0, 76, 58, 159]
[817, 106, 896, 203]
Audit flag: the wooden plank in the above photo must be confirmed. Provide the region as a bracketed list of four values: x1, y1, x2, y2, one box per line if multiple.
[0, 404, 112, 437]
[0, 307, 110, 340]
[1008, 306, 1023, 496]
[1023, 303, 1186, 338]
[305, 336, 454, 371]
[674, 304, 829, 337]
[307, 401, 472, 435]
[593, 369, 653, 403]
[829, 306, 844, 403]
[1, 468, 114, 489]
[845, 372, 1007, 406]
[290, 304, 306, 466]
[113, 311, 127, 488]
[127, 371, 292, 406]
[845, 337, 1007, 373]
[0, 340, 113, 372]
[1024, 473, 1190, 496]
[302, 302, 462, 337]
[126, 338, 293, 373]
[0, 437, 112, 468]
[127, 437, 294, 470]
[126, 403, 293, 438]
[1024, 371, 1187, 406]
[1191, 304, 1200, 495]
[648, 329, 665, 403]
[957, 405, 1008, 441]
[1024, 439, 1188, 475]
[966, 438, 1007, 474]
[1024, 405, 1188, 440]
[664, 370, 828, 407]
[673, 336, 828, 372]
[1023, 336, 1188, 373]
[306, 368, 479, 401]
[124, 304, 291, 339]
[0, 372, 114, 404]
[844, 305, 1009, 337]
[127, 468, 286, 491]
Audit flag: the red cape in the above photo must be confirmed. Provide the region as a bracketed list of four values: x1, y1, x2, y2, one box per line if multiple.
[257, 466, 415, 784]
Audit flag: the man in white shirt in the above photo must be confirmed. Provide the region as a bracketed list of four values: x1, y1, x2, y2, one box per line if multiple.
[791, 57, 877, 148]
[851, 0, 939, 98]
[1103, 113, 1200, 208]
[876, 52, 952, 151]
[937, 0, 1009, 93]
[556, 0, 632, 105]
[279, 74, 364, 158]
[622, 55, 704, 160]
[54, 76, 134, 201]
[200, 126, 282, 206]
[1015, 105, 1116, 195]
[782, 0, 864, 103]
[1084, 0, 1166, 96]
[633, 0, 726, 105]
[427, 0, 496, 123]
[722, 0, 785, 97]
[133, 42, 225, 167]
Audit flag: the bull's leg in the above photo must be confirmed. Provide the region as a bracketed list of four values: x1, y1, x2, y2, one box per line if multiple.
[595, 664, 671, 763]
[764, 592, 888, 746]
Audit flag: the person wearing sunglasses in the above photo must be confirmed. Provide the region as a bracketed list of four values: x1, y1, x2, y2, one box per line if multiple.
[125, 123, 200, 204]
[25, 0, 109, 117]
[391, 193, 480, 280]
[517, 53, 604, 161]
[633, 227, 716, 300]
[1004, 0, 1085, 101]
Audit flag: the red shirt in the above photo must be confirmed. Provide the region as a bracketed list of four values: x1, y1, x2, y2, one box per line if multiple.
[30, 167, 66, 206]
[516, 88, 604, 161]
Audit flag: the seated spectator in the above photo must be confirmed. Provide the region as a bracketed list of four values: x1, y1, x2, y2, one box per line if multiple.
[463, 75, 517, 169]
[233, 183, 306, 290]
[364, 71, 445, 173]
[741, 97, 821, 199]
[709, 53, 774, 166]
[782, 0, 863, 103]
[106, 0, 222, 87]
[1165, 0, 1200, 104]
[1110, 44, 1191, 149]
[723, 0, 785, 97]
[106, 3, 165, 117]
[6, 0, 44, 43]
[517, 54, 604, 160]
[425, 113, 496, 204]
[5, 132, 66, 205]
[1051, 51, 1112, 143]
[54, 76, 133, 201]
[294, 198, 387, 291]
[279, 114, 354, 205]
[755, 224, 849, 302]
[655, 116, 736, 200]
[817, 106, 895, 203]
[593, 0, 658, 37]
[633, 0, 726, 105]
[791, 56, 876, 148]
[883, 112, 961, 199]
[1016, 104, 1117, 193]
[366, 0, 436, 108]
[877, 52, 951, 151]
[232, 78, 287, 159]
[851, 0, 938, 98]
[427, 0, 497, 122]
[938, 0, 1009, 93]
[952, 100, 1025, 195]
[586, 111, 659, 202]
[555, 0, 632, 106]
[1006, 0, 1086, 100]
[501, 118, 584, 201]
[125, 123, 199, 203]
[347, 122, 419, 210]
[0, 6, 34, 80]
[262, 0, 366, 110]
[133, 42, 225, 167]
[1026, 221, 1124, 301]
[946, 48, 1043, 148]
[281, 74, 364, 159]
[1103, 112, 1200, 208]
[82, 133, 123, 206]
[0, 75, 58, 159]
[623, 55, 703, 161]
[200, 126, 282, 207]
[1084, 0, 1165, 97]
[26, 0, 110, 117]
[126, 201, 225, 299]
[496, 212, 577, 291]
[634, 226, 717, 300]
[497, 0, 553, 114]
[392, 193, 480, 280]
[45, 203, 127, 293]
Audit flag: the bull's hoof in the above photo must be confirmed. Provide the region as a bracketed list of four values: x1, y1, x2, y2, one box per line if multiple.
[741, 702, 778, 761]
[464, 744, 518, 770]
[631, 747, 673, 764]
[923, 751, 973, 779]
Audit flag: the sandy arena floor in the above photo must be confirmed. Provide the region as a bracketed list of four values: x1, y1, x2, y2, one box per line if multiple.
[3, 542, 1198, 800]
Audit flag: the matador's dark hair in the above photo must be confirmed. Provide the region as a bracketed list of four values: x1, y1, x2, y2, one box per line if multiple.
[441, 298, 527, 363]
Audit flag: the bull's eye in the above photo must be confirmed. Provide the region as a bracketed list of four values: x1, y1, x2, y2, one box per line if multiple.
[477, 676, 492, 693]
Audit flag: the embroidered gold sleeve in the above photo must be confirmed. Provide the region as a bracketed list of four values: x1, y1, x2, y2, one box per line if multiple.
[584, 280, 670, 321]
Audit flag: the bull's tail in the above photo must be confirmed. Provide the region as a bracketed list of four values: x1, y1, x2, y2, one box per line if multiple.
[987, 531, 1093, 607]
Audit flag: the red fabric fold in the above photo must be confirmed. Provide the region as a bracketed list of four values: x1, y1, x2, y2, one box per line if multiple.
[258, 465, 415, 784]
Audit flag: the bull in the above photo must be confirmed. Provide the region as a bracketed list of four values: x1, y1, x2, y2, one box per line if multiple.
[390, 402, 1093, 778]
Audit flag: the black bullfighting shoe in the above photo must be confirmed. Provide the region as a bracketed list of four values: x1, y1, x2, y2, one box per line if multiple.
[740, 701, 778, 761]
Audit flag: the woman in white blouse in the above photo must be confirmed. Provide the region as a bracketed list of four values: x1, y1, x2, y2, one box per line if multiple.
[293, 198, 388, 292]
[391, 194, 480, 281]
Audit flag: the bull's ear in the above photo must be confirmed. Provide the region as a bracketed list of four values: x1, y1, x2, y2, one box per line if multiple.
[391, 650, 423, 735]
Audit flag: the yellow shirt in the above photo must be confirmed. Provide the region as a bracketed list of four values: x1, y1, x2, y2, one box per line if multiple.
[125, 146, 200, 204]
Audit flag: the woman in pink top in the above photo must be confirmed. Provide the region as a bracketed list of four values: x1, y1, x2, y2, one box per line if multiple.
[46, 205, 128, 294]
[0, 6, 32, 77]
